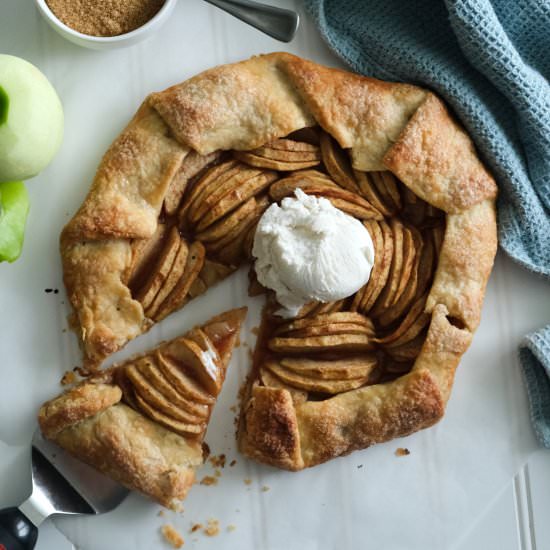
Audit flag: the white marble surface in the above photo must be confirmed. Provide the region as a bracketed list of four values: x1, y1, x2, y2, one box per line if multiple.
[1, 1, 549, 549]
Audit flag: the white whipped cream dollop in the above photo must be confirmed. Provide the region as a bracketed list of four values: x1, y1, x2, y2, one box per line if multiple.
[252, 189, 375, 318]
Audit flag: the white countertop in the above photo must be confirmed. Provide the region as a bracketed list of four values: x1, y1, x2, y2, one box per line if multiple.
[1, 1, 549, 549]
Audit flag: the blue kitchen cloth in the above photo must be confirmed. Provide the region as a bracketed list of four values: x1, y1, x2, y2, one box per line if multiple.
[304, 0, 550, 446]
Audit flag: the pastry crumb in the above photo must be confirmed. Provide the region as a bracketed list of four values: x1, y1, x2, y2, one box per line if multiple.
[214, 469, 222, 478]
[204, 519, 220, 537]
[227, 524, 236, 532]
[161, 524, 184, 548]
[200, 475, 218, 486]
[244, 478, 252, 485]
[73, 366, 89, 378]
[229, 405, 237, 413]
[251, 326, 260, 336]
[209, 454, 226, 468]
[60, 370, 77, 386]
[158, 510, 165, 517]
[261, 485, 270, 492]
[395, 447, 410, 457]
[229, 459, 237, 467]
[190, 523, 203, 533]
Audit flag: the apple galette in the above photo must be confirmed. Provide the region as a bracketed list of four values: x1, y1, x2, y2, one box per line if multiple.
[39, 308, 245, 508]
[57, 53, 497, 471]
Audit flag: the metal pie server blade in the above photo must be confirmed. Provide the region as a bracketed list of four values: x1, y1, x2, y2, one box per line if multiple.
[0, 429, 129, 550]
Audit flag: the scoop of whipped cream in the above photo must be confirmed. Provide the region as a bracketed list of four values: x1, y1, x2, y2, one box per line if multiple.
[252, 189, 375, 318]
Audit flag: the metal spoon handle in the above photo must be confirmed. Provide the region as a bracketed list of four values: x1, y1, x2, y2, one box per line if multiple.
[204, 0, 299, 42]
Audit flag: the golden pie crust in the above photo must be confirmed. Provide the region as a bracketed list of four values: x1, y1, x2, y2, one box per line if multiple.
[59, 53, 497, 471]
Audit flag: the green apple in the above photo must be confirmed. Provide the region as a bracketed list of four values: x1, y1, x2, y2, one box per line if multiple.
[0, 55, 64, 182]
[0, 181, 30, 262]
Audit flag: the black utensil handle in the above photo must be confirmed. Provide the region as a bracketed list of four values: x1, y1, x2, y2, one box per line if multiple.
[0, 508, 38, 550]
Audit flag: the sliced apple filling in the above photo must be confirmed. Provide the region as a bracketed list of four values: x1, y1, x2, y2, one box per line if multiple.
[118, 126, 444, 398]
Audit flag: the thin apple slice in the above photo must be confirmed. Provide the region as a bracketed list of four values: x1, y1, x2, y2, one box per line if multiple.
[383, 358, 414, 374]
[352, 219, 383, 312]
[207, 195, 269, 255]
[135, 357, 209, 420]
[134, 226, 181, 310]
[154, 241, 205, 321]
[377, 227, 423, 327]
[165, 329, 223, 396]
[145, 237, 189, 319]
[385, 332, 426, 361]
[280, 355, 378, 380]
[182, 329, 223, 396]
[178, 160, 240, 228]
[164, 150, 222, 216]
[195, 171, 277, 232]
[270, 172, 378, 211]
[259, 366, 308, 405]
[195, 196, 257, 243]
[384, 311, 430, 349]
[133, 391, 204, 437]
[188, 259, 236, 301]
[156, 351, 215, 406]
[126, 363, 205, 425]
[235, 139, 321, 170]
[264, 360, 373, 394]
[361, 220, 394, 312]
[308, 299, 347, 316]
[215, 218, 259, 266]
[127, 222, 167, 288]
[276, 312, 373, 334]
[375, 293, 428, 346]
[284, 323, 374, 339]
[319, 132, 360, 193]
[268, 333, 375, 354]
[389, 224, 416, 307]
[200, 258, 235, 287]
[370, 171, 402, 214]
[354, 170, 392, 216]
[371, 218, 404, 315]
[188, 164, 264, 227]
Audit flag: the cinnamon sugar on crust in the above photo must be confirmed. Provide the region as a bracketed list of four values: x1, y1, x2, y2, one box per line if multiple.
[161, 524, 184, 548]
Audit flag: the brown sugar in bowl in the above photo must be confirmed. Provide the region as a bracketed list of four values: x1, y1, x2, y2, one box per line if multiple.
[34, 0, 177, 49]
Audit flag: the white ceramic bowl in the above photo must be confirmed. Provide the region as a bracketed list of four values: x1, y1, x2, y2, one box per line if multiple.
[34, 0, 177, 50]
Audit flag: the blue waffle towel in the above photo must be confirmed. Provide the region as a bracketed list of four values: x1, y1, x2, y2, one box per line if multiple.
[304, 0, 550, 447]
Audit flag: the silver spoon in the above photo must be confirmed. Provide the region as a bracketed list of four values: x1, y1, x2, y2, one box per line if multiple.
[203, 0, 300, 42]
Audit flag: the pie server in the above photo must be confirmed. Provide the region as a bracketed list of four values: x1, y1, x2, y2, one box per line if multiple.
[0, 428, 128, 550]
